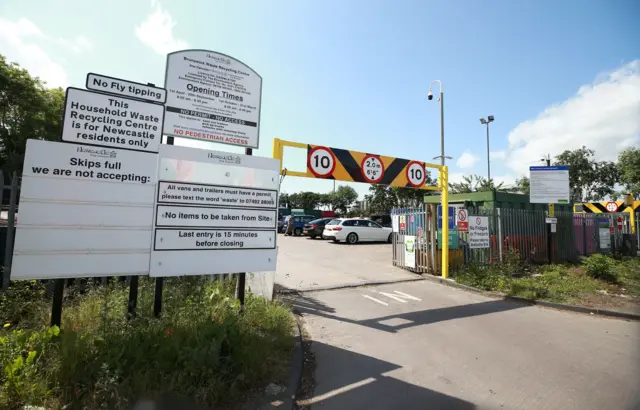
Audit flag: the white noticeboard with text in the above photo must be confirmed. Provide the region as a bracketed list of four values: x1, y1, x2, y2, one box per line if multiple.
[150, 144, 279, 277]
[529, 166, 570, 204]
[11, 140, 157, 279]
[469, 216, 490, 249]
[163, 50, 262, 149]
[61, 88, 164, 153]
[404, 236, 416, 269]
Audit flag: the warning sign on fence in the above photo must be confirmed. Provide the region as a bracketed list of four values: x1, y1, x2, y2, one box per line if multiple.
[469, 216, 490, 249]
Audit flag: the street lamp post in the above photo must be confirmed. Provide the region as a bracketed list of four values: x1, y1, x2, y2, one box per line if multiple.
[428, 81, 445, 166]
[428, 80, 451, 278]
[479, 116, 494, 184]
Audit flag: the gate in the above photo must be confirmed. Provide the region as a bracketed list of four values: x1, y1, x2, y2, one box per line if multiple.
[391, 206, 437, 274]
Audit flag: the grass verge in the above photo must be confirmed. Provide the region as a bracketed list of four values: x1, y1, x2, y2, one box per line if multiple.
[1, 277, 294, 409]
[454, 252, 640, 309]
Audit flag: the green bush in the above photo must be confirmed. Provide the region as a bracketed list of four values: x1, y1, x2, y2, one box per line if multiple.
[1, 277, 294, 409]
[583, 254, 618, 283]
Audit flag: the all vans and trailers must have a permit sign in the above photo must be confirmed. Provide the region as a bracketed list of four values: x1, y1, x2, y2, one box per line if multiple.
[163, 50, 262, 149]
[62, 88, 164, 153]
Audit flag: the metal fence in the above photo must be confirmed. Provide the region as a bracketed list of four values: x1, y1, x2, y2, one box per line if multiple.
[392, 205, 634, 276]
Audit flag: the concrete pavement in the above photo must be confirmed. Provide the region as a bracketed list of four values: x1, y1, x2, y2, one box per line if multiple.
[275, 234, 417, 292]
[285, 280, 640, 410]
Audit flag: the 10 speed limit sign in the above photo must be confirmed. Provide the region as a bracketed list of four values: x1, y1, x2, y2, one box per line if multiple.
[308, 146, 336, 178]
[406, 161, 426, 187]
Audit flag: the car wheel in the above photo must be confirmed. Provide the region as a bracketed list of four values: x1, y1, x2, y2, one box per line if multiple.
[388, 233, 393, 243]
[347, 233, 358, 244]
[294, 227, 303, 236]
[309, 234, 316, 239]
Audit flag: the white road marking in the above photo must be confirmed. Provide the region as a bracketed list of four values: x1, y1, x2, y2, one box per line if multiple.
[393, 291, 421, 301]
[297, 377, 376, 406]
[379, 292, 408, 303]
[363, 295, 389, 306]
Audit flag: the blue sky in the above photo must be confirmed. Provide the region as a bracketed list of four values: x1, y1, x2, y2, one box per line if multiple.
[1, 0, 639, 198]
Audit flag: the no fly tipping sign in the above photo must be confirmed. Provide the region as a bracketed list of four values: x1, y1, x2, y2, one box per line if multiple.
[11, 50, 277, 281]
[306, 144, 429, 189]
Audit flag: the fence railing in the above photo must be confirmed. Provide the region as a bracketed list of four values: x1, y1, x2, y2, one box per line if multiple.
[392, 206, 633, 276]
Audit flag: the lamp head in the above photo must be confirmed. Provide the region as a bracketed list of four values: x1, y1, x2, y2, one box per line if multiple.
[480, 118, 487, 124]
[488, 115, 495, 122]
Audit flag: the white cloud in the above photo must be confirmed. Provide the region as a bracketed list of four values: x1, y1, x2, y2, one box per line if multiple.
[0, 17, 69, 87]
[58, 35, 93, 53]
[135, 3, 189, 54]
[505, 60, 640, 176]
[490, 151, 506, 160]
[456, 151, 480, 169]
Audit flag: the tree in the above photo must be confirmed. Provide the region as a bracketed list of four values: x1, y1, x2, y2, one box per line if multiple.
[297, 191, 321, 209]
[617, 147, 640, 197]
[513, 176, 530, 195]
[448, 175, 507, 194]
[554, 146, 619, 202]
[0, 55, 65, 177]
[365, 185, 396, 213]
[318, 193, 333, 209]
[278, 193, 290, 208]
[330, 185, 358, 214]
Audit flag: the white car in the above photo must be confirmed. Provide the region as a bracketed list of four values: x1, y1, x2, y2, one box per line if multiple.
[322, 218, 393, 244]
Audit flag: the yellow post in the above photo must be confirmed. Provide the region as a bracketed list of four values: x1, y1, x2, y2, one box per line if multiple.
[272, 138, 283, 174]
[441, 166, 449, 278]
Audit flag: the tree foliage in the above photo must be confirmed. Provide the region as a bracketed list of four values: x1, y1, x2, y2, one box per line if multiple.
[0, 55, 65, 178]
[554, 146, 619, 202]
[448, 175, 513, 194]
[330, 185, 358, 214]
[617, 147, 640, 198]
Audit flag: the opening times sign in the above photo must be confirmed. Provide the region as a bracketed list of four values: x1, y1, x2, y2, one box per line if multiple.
[163, 50, 262, 149]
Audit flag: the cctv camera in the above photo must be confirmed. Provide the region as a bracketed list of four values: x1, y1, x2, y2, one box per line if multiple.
[427, 92, 433, 100]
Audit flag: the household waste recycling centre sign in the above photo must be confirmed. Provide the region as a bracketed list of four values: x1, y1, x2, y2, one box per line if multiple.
[163, 50, 263, 149]
[11, 50, 277, 281]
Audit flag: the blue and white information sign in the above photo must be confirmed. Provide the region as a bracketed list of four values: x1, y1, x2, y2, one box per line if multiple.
[437, 205, 455, 229]
[529, 166, 570, 204]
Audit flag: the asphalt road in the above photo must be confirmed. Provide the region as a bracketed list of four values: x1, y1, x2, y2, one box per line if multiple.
[275, 233, 417, 291]
[286, 280, 640, 410]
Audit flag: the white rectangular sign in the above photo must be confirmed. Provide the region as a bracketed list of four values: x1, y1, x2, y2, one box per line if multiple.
[86, 73, 167, 103]
[62, 87, 164, 153]
[469, 216, 490, 249]
[158, 182, 277, 208]
[545, 217, 558, 224]
[154, 229, 276, 250]
[529, 166, 570, 204]
[404, 236, 416, 268]
[150, 144, 279, 277]
[163, 50, 262, 149]
[12, 140, 157, 279]
[156, 205, 277, 228]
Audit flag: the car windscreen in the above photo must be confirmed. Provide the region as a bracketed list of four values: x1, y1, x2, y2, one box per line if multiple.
[326, 219, 341, 226]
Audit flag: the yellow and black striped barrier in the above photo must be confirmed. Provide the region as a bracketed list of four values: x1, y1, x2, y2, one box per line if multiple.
[272, 138, 440, 191]
[574, 200, 639, 234]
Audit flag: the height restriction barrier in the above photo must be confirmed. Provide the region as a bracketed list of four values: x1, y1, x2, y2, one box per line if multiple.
[272, 138, 452, 278]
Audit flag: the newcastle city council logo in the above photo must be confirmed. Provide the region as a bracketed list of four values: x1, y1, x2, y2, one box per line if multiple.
[405, 239, 415, 252]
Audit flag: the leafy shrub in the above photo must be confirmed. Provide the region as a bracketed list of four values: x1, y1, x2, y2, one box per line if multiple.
[1, 277, 294, 409]
[583, 254, 618, 283]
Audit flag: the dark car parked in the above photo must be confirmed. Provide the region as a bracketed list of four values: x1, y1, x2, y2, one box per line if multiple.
[303, 218, 334, 239]
[284, 215, 316, 236]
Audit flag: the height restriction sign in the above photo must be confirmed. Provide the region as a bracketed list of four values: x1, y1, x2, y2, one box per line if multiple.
[361, 155, 384, 183]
